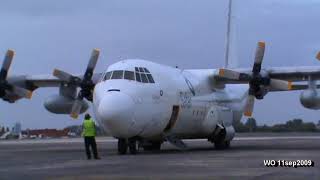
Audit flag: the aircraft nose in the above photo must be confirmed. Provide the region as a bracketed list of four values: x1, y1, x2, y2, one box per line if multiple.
[98, 92, 136, 138]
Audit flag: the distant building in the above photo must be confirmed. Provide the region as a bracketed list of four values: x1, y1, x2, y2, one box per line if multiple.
[22, 128, 69, 138]
[12, 122, 22, 136]
[317, 120, 320, 130]
[0, 126, 4, 136]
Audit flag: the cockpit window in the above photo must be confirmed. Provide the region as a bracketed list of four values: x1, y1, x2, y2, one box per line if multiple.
[143, 68, 150, 73]
[135, 72, 141, 82]
[124, 71, 135, 80]
[104, 71, 112, 80]
[103, 67, 155, 83]
[111, 70, 123, 79]
[138, 67, 144, 72]
[140, 73, 148, 83]
[135, 67, 155, 83]
[146, 74, 155, 83]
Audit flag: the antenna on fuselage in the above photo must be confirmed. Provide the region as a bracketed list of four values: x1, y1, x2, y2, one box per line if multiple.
[224, 0, 233, 68]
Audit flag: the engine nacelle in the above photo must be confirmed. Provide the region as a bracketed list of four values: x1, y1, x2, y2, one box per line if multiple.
[300, 89, 320, 110]
[44, 95, 89, 114]
[202, 106, 234, 134]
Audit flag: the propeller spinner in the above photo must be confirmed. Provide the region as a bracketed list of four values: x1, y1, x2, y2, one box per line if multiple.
[53, 49, 100, 119]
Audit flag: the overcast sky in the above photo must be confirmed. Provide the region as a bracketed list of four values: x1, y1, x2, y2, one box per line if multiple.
[0, 0, 320, 129]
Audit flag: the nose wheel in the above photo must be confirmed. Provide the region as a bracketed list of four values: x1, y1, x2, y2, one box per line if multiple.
[117, 138, 138, 155]
[118, 138, 128, 155]
[128, 138, 138, 154]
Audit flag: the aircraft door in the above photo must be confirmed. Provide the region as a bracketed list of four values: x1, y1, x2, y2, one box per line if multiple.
[163, 105, 180, 133]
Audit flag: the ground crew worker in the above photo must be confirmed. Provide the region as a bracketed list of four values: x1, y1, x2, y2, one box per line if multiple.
[82, 113, 100, 160]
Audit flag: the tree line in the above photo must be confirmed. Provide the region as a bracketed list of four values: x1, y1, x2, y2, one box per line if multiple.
[233, 118, 320, 132]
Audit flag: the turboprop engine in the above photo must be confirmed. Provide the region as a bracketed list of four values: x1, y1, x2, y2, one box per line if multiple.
[44, 95, 88, 114]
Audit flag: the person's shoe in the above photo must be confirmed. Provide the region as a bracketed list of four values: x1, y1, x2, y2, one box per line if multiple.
[87, 157, 91, 160]
[94, 157, 101, 160]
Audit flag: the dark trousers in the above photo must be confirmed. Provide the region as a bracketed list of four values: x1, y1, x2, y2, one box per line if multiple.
[84, 136, 99, 159]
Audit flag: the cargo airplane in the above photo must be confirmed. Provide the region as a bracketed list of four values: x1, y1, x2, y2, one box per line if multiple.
[1, 43, 320, 154]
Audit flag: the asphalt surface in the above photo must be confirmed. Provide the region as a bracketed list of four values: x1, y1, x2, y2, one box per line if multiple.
[1, 133, 320, 180]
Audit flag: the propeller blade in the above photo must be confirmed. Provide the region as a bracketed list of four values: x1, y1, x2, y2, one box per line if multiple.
[218, 69, 241, 80]
[12, 86, 33, 99]
[252, 41, 265, 74]
[70, 95, 83, 119]
[244, 95, 255, 117]
[218, 68, 251, 81]
[83, 48, 100, 80]
[270, 79, 292, 91]
[0, 49, 15, 80]
[53, 69, 74, 82]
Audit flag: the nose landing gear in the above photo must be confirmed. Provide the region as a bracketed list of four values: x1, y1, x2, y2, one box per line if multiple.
[117, 138, 128, 155]
[128, 138, 138, 154]
[117, 138, 138, 155]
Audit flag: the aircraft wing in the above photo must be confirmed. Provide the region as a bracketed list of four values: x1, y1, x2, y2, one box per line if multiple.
[25, 75, 65, 88]
[213, 41, 320, 117]
[3, 73, 103, 102]
[214, 66, 320, 85]
[1, 49, 103, 119]
[24, 73, 103, 88]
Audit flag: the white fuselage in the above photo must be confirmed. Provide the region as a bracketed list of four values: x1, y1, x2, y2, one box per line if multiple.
[92, 59, 248, 140]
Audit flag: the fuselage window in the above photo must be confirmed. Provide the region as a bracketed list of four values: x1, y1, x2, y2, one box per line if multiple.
[124, 71, 135, 81]
[141, 73, 148, 83]
[146, 74, 155, 83]
[111, 70, 124, 79]
[104, 71, 112, 81]
[135, 72, 142, 82]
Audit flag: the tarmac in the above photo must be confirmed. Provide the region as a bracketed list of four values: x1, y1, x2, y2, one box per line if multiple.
[0, 133, 320, 180]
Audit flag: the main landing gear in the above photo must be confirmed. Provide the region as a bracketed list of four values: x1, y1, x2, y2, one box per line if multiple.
[213, 139, 230, 150]
[117, 138, 162, 155]
[117, 138, 138, 155]
[142, 142, 161, 151]
[118, 138, 128, 154]
[209, 125, 232, 150]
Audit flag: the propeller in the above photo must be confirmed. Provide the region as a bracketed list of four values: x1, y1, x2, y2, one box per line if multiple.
[218, 42, 292, 117]
[0, 50, 32, 100]
[53, 49, 100, 119]
[245, 42, 266, 117]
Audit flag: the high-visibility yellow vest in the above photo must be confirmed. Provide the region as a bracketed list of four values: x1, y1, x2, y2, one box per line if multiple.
[82, 118, 96, 137]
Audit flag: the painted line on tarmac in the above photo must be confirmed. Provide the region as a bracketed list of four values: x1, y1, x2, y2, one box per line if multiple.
[234, 136, 320, 140]
[1, 136, 320, 145]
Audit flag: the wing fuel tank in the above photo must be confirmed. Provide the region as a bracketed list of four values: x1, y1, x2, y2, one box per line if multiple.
[300, 89, 320, 110]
